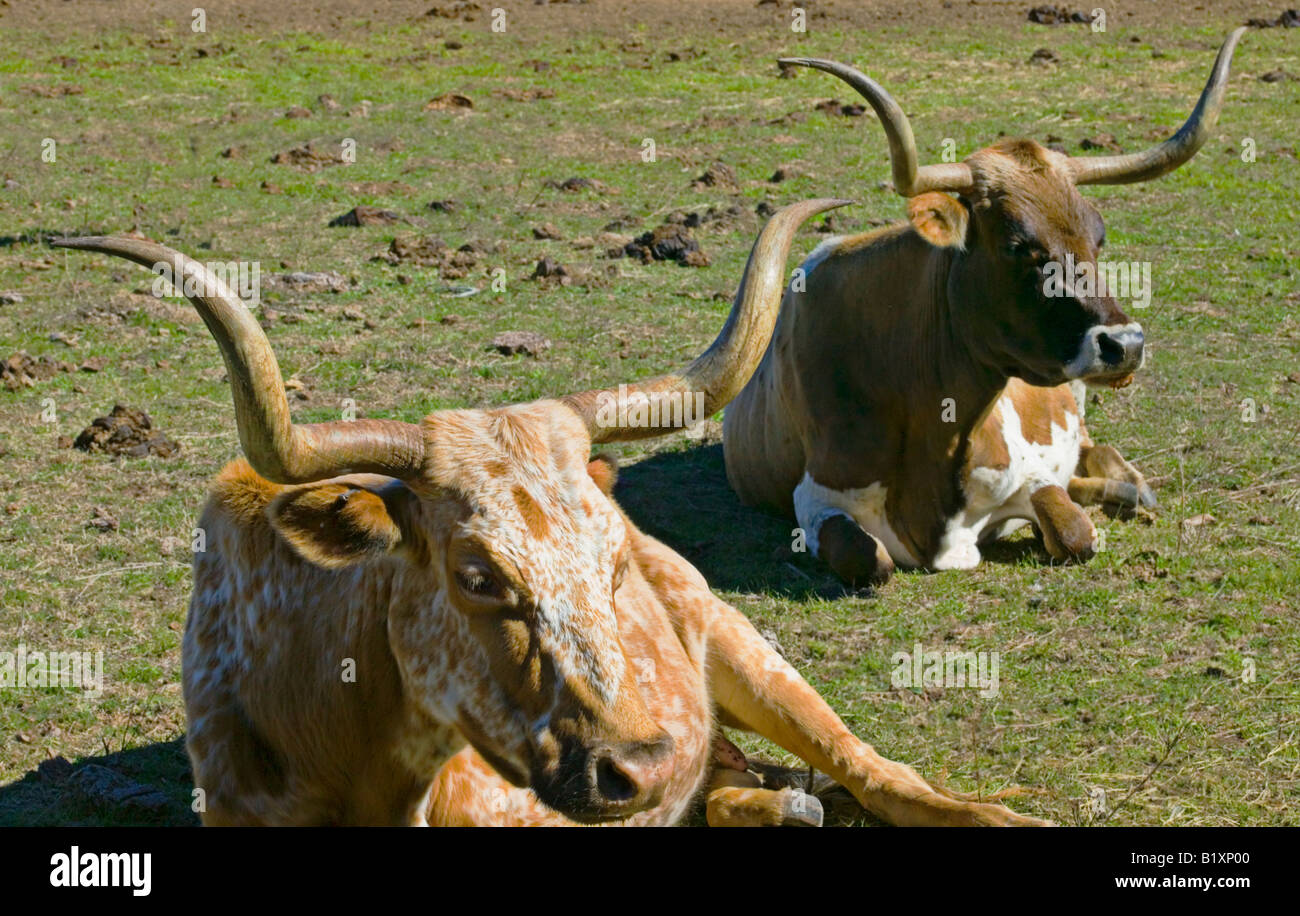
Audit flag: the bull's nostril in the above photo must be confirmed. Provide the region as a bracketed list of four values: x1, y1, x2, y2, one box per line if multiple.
[1097, 331, 1125, 366]
[595, 757, 637, 803]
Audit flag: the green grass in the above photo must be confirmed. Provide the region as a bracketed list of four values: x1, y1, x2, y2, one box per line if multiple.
[0, 14, 1297, 825]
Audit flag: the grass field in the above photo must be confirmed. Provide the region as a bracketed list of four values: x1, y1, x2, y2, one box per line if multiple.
[0, 1, 1296, 826]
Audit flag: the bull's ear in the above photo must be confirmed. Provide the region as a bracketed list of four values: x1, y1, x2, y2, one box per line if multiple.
[587, 453, 619, 495]
[268, 480, 411, 569]
[907, 191, 968, 249]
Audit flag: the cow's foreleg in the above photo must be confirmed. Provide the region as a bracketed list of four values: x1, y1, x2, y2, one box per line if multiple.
[704, 595, 1049, 826]
[705, 768, 823, 827]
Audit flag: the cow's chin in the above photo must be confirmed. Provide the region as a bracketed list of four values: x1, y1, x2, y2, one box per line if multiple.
[1009, 363, 1072, 389]
[469, 740, 530, 789]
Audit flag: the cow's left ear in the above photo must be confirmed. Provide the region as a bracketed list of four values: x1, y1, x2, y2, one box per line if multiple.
[586, 453, 619, 496]
[907, 192, 969, 249]
[268, 479, 413, 569]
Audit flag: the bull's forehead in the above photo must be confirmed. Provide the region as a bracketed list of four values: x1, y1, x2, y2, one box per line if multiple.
[964, 139, 1097, 246]
[419, 401, 625, 584]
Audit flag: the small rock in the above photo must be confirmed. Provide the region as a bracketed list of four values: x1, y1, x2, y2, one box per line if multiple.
[1, 292, 25, 305]
[284, 105, 313, 118]
[533, 223, 563, 240]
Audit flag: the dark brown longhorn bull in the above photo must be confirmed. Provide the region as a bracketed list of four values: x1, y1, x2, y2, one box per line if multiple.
[724, 30, 1245, 584]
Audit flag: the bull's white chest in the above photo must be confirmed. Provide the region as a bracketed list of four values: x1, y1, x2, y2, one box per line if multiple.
[932, 393, 1083, 569]
[792, 390, 1084, 571]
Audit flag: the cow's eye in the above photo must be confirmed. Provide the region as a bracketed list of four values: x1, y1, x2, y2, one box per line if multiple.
[455, 563, 506, 602]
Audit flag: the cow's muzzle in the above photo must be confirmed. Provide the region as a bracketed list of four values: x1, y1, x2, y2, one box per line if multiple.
[1066, 322, 1144, 382]
[534, 731, 675, 823]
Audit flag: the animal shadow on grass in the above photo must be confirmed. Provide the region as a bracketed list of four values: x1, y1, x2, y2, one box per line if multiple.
[614, 442, 1053, 598]
[0, 736, 198, 827]
[614, 443, 846, 599]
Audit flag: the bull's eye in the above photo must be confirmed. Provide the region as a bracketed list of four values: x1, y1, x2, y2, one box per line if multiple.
[455, 563, 506, 602]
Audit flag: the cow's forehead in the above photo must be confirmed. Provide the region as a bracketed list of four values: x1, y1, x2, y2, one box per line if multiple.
[964, 139, 1096, 241]
[416, 401, 622, 564]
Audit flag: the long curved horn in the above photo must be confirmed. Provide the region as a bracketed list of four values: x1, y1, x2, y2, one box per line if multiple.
[778, 58, 973, 197]
[49, 237, 426, 483]
[563, 197, 850, 443]
[1067, 28, 1245, 185]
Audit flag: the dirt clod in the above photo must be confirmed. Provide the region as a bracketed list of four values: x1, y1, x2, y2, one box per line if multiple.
[532, 256, 568, 279]
[270, 142, 346, 172]
[1027, 5, 1095, 25]
[329, 206, 405, 227]
[266, 271, 349, 294]
[691, 161, 738, 191]
[490, 331, 551, 357]
[1246, 9, 1300, 28]
[86, 506, 118, 532]
[544, 176, 614, 194]
[3, 352, 75, 390]
[424, 92, 474, 111]
[622, 224, 710, 267]
[73, 405, 180, 458]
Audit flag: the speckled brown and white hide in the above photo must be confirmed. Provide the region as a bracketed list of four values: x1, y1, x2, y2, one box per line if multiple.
[189, 422, 1046, 827]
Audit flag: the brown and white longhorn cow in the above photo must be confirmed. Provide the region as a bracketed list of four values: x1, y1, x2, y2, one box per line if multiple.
[724, 31, 1244, 585]
[54, 200, 1045, 826]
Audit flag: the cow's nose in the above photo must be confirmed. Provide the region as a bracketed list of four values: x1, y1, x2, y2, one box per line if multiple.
[1097, 326, 1144, 368]
[589, 732, 675, 812]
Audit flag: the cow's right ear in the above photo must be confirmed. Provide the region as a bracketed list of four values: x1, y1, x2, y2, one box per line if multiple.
[907, 192, 969, 249]
[268, 480, 412, 569]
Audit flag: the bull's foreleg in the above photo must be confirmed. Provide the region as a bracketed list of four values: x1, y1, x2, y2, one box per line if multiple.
[703, 595, 1049, 826]
[793, 478, 895, 585]
[1071, 443, 1157, 516]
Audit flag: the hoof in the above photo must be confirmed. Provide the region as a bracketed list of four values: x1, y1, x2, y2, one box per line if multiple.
[780, 789, 823, 827]
[818, 514, 894, 586]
